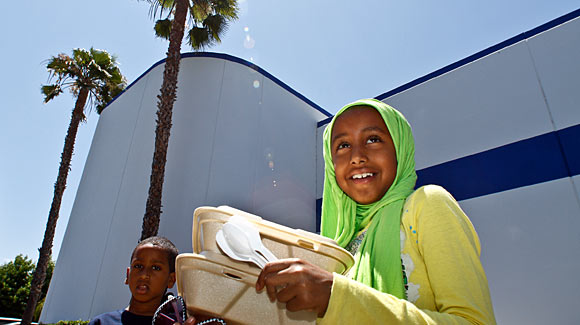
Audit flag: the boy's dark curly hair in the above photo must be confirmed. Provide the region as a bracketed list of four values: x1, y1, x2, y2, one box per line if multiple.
[131, 236, 179, 272]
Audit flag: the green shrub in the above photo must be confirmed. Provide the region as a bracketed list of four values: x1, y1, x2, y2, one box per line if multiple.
[42, 321, 89, 325]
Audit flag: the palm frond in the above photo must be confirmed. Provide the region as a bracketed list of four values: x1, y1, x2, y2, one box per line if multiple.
[188, 26, 211, 50]
[90, 48, 114, 68]
[46, 54, 71, 73]
[108, 66, 126, 87]
[154, 18, 173, 40]
[191, 0, 212, 22]
[41, 84, 63, 103]
[72, 48, 92, 68]
[95, 80, 125, 114]
[140, 0, 175, 18]
[142, 0, 238, 51]
[203, 14, 226, 42]
[42, 48, 126, 114]
[209, 0, 238, 18]
[159, 0, 176, 18]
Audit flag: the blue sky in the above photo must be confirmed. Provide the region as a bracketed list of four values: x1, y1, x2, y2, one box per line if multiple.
[1, 0, 579, 264]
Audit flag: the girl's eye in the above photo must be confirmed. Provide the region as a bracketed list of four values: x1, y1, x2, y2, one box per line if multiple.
[152, 265, 161, 271]
[336, 142, 350, 150]
[367, 136, 381, 144]
[133, 264, 143, 269]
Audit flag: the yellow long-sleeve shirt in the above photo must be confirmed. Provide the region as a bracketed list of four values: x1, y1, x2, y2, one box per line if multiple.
[319, 185, 496, 324]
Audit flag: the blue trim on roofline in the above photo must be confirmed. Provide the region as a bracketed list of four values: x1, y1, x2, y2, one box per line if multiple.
[103, 52, 332, 117]
[317, 116, 333, 128]
[375, 8, 580, 101]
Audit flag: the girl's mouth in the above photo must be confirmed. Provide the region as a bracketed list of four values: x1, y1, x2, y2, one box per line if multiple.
[351, 172, 376, 184]
[351, 172, 374, 180]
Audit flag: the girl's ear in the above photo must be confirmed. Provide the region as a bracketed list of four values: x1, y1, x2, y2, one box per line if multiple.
[167, 272, 176, 289]
[125, 267, 130, 285]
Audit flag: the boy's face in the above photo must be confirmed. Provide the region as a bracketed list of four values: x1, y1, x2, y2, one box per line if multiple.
[331, 106, 397, 204]
[125, 244, 176, 307]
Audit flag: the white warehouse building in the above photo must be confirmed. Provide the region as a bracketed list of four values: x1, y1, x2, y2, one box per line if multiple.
[42, 9, 580, 324]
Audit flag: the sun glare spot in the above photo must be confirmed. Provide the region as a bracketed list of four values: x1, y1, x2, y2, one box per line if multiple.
[244, 35, 256, 49]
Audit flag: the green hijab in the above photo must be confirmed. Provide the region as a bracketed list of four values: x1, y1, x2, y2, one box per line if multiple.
[321, 99, 417, 299]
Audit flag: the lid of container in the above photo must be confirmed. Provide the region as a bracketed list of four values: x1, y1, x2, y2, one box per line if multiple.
[191, 206, 354, 275]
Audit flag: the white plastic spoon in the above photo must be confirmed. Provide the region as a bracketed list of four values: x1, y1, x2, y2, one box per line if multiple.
[228, 215, 278, 263]
[222, 222, 272, 266]
[216, 227, 266, 268]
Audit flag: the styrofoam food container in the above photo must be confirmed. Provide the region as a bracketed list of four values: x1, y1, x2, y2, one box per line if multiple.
[175, 206, 354, 324]
[177, 251, 318, 324]
[191, 206, 353, 274]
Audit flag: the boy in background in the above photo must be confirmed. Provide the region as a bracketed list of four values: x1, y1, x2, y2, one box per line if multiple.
[90, 236, 178, 325]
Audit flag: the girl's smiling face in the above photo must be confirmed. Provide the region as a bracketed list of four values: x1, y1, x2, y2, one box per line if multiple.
[331, 106, 397, 204]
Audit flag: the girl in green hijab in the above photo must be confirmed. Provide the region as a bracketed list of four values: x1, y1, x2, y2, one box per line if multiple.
[320, 98, 416, 299]
[257, 99, 496, 324]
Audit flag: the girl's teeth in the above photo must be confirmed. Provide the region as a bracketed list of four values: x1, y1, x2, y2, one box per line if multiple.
[352, 173, 374, 179]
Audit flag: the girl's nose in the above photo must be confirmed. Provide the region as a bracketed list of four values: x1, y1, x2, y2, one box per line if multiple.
[350, 145, 367, 164]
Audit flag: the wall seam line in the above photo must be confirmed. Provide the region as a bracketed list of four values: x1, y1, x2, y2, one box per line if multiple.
[204, 60, 227, 203]
[525, 40, 580, 208]
[88, 72, 151, 317]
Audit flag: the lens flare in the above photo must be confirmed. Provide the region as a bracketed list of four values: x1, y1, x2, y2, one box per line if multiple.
[243, 35, 255, 49]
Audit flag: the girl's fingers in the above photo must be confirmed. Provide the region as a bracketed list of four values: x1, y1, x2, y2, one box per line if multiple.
[275, 284, 299, 303]
[276, 286, 319, 313]
[285, 296, 309, 313]
[255, 258, 333, 316]
[265, 279, 277, 301]
[265, 273, 302, 302]
[257, 259, 303, 301]
[256, 259, 300, 290]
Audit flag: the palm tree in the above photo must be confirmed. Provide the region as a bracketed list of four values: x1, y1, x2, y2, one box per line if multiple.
[21, 48, 126, 325]
[139, 0, 238, 240]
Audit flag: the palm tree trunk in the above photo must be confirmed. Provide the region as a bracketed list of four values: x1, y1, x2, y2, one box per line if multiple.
[21, 88, 89, 325]
[141, 0, 188, 240]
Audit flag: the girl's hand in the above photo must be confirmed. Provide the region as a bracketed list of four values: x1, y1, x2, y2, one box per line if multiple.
[255, 258, 334, 317]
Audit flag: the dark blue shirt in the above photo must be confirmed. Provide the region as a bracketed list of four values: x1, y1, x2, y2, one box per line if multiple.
[89, 310, 153, 325]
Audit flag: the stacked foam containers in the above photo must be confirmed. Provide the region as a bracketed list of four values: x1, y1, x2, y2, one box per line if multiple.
[176, 206, 355, 324]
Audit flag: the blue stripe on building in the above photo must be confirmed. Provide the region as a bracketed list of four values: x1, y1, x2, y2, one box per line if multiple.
[316, 198, 322, 233]
[416, 124, 579, 200]
[559, 124, 580, 177]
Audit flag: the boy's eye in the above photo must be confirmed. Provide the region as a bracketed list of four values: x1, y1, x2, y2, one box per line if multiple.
[152, 265, 162, 271]
[133, 264, 143, 269]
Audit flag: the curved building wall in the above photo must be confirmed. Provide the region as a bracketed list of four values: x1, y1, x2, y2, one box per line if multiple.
[41, 54, 329, 322]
